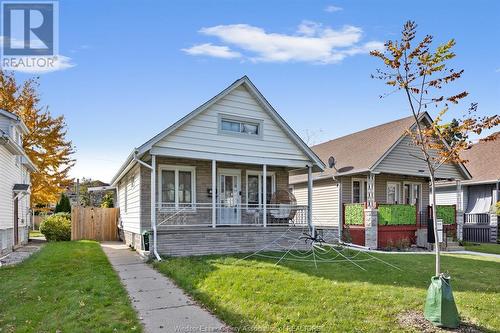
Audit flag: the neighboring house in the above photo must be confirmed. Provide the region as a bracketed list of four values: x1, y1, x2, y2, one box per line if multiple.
[0, 109, 37, 255]
[290, 113, 471, 249]
[435, 133, 499, 243]
[110, 76, 324, 257]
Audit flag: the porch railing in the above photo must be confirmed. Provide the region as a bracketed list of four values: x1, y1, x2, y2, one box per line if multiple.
[156, 203, 309, 228]
[464, 213, 490, 224]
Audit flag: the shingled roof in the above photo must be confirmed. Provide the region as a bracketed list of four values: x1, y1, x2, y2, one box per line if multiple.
[461, 132, 500, 183]
[290, 115, 416, 183]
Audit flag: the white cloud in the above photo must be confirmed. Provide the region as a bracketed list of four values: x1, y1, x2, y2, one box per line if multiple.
[324, 5, 343, 12]
[182, 43, 241, 59]
[183, 21, 383, 64]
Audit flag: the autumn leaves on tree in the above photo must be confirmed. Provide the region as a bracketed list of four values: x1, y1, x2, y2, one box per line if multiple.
[370, 21, 499, 275]
[0, 71, 75, 206]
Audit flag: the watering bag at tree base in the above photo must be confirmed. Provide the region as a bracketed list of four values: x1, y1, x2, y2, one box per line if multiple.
[424, 275, 460, 328]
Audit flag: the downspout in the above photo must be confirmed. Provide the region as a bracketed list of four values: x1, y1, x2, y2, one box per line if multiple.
[133, 153, 161, 261]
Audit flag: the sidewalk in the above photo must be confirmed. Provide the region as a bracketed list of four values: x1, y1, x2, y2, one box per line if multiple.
[101, 242, 230, 333]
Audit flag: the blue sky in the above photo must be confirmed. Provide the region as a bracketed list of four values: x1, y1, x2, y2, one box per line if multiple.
[13, 0, 500, 182]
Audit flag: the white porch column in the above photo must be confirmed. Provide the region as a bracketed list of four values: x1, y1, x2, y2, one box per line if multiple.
[263, 164, 267, 227]
[490, 184, 499, 242]
[307, 165, 313, 228]
[212, 160, 216, 228]
[150, 154, 159, 258]
[367, 173, 375, 208]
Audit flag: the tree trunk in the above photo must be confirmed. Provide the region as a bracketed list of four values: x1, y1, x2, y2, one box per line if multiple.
[430, 173, 441, 276]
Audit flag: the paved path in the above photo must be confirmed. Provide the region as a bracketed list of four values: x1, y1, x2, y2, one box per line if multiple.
[101, 242, 230, 333]
[0, 240, 44, 266]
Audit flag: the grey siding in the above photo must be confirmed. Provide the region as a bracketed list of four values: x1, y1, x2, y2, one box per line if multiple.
[374, 135, 465, 180]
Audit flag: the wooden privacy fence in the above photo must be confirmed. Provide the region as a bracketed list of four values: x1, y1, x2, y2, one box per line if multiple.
[71, 207, 119, 241]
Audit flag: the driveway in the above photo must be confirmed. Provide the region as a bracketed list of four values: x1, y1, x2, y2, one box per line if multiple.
[101, 242, 230, 333]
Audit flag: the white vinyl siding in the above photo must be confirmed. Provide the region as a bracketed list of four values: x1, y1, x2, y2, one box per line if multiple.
[434, 185, 468, 210]
[374, 135, 465, 180]
[0, 144, 31, 231]
[294, 179, 340, 227]
[117, 165, 141, 234]
[153, 86, 309, 166]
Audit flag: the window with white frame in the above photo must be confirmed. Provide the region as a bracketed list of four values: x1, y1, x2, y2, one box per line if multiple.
[403, 182, 422, 209]
[246, 171, 275, 208]
[159, 165, 196, 208]
[219, 115, 262, 137]
[386, 182, 401, 204]
[352, 178, 367, 203]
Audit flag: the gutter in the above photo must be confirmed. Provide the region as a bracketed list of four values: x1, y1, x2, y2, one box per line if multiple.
[133, 153, 161, 261]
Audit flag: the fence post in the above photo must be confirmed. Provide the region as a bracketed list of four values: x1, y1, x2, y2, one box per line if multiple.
[364, 206, 378, 249]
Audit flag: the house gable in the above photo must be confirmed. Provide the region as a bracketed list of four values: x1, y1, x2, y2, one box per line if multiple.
[150, 80, 314, 168]
[373, 129, 467, 180]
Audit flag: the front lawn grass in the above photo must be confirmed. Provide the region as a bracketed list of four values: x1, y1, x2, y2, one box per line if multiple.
[464, 242, 500, 255]
[0, 241, 141, 332]
[154, 250, 500, 332]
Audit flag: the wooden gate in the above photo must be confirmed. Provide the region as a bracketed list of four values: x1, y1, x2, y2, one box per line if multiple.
[71, 207, 119, 241]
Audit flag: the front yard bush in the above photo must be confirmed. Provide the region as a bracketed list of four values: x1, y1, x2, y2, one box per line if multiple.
[436, 205, 455, 224]
[344, 204, 364, 225]
[40, 213, 71, 241]
[378, 204, 416, 225]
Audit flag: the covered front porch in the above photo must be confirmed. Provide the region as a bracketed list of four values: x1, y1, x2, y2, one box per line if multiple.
[147, 155, 315, 229]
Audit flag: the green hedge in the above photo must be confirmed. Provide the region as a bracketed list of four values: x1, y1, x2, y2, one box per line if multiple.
[344, 204, 364, 225]
[378, 204, 416, 225]
[40, 213, 71, 241]
[436, 205, 455, 224]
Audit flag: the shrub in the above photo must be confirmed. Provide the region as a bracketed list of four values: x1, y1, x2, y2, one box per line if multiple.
[496, 201, 500, 215]
[101, 193, 114, 208]
[40, 213, 71, 241]
[345, 204, 364, 225]
[378, 204, 416, 225]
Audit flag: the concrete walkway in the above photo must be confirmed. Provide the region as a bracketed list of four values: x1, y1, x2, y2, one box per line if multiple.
[101, 242, 230, 333]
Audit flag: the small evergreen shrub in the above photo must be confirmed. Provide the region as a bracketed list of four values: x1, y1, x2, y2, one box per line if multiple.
[40, 213, 71, 241]
[54, 193, 71, 213]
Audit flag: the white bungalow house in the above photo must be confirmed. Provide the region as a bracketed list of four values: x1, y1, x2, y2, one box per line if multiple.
[110, 76, 324, 257]
[0, 109, 37, 255]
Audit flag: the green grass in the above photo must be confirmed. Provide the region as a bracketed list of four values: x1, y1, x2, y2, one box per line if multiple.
[28, 230, 43, 238]
[0, 241, 141, 332]
[464, 242, 500, 255]
[153, 251, 500, 332]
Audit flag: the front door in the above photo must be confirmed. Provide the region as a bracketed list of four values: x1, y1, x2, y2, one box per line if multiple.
[218, 170, 241, 225]
[13, 197, 19, 246]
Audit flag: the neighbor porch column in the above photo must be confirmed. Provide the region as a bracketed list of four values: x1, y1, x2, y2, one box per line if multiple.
[212, 160, 216, 228]
[365, 172, 378, 249]
[263, 164, 267, 227]
[490, 182, 499, 243]
[455, 180, 464, 241]
[307, 165, 313, 228]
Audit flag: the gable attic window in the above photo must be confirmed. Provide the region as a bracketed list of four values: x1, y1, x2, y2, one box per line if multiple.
[219, 114, 262, 138]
